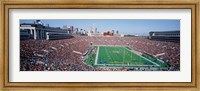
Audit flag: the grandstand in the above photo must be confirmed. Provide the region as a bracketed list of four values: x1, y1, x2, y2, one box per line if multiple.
[20, 35, 179, 71]
[149, 31, 180, 42]
[20, 21, 72, 40]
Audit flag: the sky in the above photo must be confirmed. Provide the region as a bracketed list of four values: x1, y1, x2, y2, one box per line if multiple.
[20, 19, 180, 36]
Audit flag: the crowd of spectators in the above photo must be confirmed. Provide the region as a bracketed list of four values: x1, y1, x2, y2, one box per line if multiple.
[20, 36, 180, 71]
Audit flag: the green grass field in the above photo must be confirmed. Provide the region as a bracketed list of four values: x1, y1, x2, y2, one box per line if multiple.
[94, 46, 160, 67]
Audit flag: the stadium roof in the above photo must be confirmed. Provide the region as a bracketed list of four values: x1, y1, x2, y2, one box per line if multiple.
[20, 23, 68, 32]
[149, 30, 180, 33]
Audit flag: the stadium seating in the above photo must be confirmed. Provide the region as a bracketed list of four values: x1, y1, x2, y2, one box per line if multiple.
[20, 36, 180, 71]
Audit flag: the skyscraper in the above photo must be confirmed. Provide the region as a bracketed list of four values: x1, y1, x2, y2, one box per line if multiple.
[112, 30, 115, 34]
[116, 30, 119, 34]
[75, 28, 79, 34]
[92, 23, 96, 33]
[95, 28, 98, 33]
[70, 26, 74, 34]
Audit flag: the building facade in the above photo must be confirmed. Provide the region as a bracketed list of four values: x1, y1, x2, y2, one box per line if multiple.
[20, 23, 71, 40]
[149, 31, 180, 42]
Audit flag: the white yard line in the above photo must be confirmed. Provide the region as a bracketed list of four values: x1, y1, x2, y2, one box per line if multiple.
[94, 46, 99, 65]
[95, 46, 160, 67]
[105, 47, 112, 62]
[123, 47, 160, 66]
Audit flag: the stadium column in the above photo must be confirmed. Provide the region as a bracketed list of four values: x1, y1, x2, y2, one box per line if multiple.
[30, 28, 33, 34]
[33, 29, 37, 40]
[46, 32, 49, 40]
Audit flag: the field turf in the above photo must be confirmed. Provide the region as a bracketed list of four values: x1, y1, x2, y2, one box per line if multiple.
[95, 46, 159, 67]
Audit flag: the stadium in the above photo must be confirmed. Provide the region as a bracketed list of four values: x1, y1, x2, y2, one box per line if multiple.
[20, 20, 180, 71]
[20, 36, 180, 71]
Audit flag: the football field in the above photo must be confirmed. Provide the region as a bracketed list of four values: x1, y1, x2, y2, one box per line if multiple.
[94, 46, 160, 67]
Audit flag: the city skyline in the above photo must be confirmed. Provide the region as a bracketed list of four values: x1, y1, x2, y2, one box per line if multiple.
[20, 19, 180, 36]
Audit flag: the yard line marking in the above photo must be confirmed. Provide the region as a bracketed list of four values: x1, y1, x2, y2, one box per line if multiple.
[94, 46, 99, 65]
[123, 47, 160, 66]
[95, 46, 160, 67]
